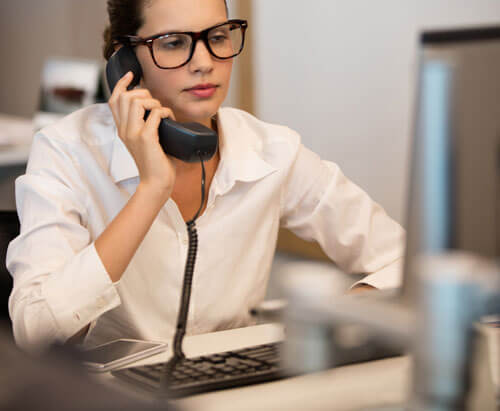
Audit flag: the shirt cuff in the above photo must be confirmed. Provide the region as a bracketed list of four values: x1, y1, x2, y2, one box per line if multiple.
[42, 243, 121, 342]
[351, 258, 404, 290]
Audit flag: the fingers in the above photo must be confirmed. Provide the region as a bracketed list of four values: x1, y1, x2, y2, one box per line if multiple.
[125, 98, 163, 139]
[106, 71, 176, 151]
[109, 71, 134, 102]
[142, 107, 175, 140]
[108, 71, 152, 131]
[108, 71, 134, 123]
[116, 89, 152, 135]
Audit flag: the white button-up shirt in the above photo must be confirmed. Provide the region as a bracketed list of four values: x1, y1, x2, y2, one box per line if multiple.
[7, 104, 405, 351]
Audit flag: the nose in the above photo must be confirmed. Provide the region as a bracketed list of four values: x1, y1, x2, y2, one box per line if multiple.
[188, 39, 214, 74]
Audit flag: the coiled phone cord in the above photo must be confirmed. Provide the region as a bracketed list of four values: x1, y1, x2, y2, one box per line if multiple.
[160, 154, 206, 392]
[172, 155, 206, 359]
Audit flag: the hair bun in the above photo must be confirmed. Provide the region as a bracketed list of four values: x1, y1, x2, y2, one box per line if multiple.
[103, 25, 114, 60]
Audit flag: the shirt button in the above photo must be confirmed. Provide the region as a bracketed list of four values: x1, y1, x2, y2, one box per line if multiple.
[73, 312, 81, 322]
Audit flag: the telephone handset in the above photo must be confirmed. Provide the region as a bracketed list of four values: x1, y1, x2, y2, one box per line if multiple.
[106, 46, 218, 163]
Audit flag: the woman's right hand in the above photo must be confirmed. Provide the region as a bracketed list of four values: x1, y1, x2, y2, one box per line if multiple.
[108, 71, 176, 201]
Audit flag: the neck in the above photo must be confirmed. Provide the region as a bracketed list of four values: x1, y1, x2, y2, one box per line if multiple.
[175, 115, 215, 130]
[172, 148, 219, 175]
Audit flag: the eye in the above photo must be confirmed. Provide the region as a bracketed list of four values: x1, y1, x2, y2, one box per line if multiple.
[209, 32, 229, 45]
[156, 35, 190, 51]
[209, 34, 228, 44]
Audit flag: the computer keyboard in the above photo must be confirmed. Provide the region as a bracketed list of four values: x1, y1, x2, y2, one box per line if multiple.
[111, 339, 402, 398]
[111, 342, 285, 398]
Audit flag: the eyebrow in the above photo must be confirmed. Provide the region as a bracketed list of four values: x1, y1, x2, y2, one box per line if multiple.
[144, 20, 229, 40]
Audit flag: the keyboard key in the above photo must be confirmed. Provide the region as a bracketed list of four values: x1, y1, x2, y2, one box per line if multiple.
[207, 355, 225, 364]
[112, 342, 287, 398]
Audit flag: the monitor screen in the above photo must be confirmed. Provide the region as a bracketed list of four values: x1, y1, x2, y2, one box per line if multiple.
[403, 26, 500, 299]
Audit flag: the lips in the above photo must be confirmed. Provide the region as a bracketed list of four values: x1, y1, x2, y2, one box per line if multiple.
[186, 83, 218, 98]
[187, 83, 217, 91]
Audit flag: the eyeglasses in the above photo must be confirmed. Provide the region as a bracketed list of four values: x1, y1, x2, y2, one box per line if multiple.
[119, 19, 248, 70]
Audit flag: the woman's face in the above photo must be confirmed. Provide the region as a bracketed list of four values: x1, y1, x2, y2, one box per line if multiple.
[136, 0, 232, 127]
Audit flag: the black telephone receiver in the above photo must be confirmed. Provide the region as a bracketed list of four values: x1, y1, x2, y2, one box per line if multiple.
[106, 46, 218, 163]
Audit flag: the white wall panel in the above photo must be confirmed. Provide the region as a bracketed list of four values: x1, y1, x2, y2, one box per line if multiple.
[252, 0, 500, 224]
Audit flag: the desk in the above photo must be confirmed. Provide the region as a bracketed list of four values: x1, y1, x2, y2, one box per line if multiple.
[0, 114, 33, 209]
[97, 323, 410, 411]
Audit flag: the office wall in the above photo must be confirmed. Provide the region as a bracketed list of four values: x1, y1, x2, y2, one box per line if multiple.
[0, 0, 244, 118]
[251, 0, 500, 225]
[0, 0, 246, 210]
[0, 0, 108, 117]
[2, 0, 499, 221]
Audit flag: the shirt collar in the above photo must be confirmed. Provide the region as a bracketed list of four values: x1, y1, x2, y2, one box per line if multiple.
[109, 107, 277, 189]
[214, 108, 277, 195]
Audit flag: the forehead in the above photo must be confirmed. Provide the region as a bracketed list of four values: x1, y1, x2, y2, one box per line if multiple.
[139, 0, 228, 36]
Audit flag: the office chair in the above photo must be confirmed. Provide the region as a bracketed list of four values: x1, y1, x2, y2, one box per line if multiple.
[0, 210, 20, 330]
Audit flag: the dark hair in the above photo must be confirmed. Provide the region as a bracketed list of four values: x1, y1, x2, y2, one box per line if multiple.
[103, 0, 229, 60]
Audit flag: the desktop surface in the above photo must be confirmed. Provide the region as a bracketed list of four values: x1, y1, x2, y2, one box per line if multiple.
[96, 324, 410, 411]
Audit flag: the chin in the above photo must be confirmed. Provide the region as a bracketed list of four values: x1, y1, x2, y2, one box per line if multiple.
[178, 103, 221, 123]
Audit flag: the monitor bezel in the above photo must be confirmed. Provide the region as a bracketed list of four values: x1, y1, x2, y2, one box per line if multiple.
[421, 25, 500, 45]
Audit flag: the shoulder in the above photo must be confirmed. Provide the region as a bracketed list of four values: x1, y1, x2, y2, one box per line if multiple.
[36, 103, 115, 147]
[218, 107, 302, 166]
[27, 104, 116, 174]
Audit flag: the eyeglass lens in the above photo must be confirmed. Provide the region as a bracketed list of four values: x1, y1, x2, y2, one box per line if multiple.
[152, 22, 244, 68]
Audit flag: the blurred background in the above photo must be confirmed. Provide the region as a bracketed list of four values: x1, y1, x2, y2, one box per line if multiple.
[0, 0, 499, 259]
[1, 4, 499, 407]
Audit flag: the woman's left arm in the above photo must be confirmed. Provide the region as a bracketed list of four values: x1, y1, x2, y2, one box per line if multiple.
[280, 142, 406, 290]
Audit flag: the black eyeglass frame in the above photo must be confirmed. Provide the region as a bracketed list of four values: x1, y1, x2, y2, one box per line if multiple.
[118, 19, 248, 70]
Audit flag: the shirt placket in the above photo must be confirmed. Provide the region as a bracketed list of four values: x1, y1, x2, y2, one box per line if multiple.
[163, 199, 197, 332]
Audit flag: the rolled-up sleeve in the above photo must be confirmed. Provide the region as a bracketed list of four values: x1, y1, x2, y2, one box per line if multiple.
[280, 140, 406, 289]
[6, 132, 121, 351]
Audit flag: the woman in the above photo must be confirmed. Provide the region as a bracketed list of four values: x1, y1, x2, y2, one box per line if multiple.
[7, 0, 405, 351]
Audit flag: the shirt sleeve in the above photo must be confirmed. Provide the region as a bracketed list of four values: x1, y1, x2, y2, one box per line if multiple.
[280, 141, 406, 289]
[6, 131, 121, 352]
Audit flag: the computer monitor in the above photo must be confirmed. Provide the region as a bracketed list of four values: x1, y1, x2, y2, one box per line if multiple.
[403, 25, 500, 299]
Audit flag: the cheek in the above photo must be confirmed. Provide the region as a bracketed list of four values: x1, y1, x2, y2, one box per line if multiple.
[136, 49, 177, 97]
[143, 69, 182, 102]
[219, 60, 234, 85]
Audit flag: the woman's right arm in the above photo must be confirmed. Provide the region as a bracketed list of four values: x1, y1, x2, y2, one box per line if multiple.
[8, 73, 177, 350]
[95, 71, 176, 283]
[72, 72, 178, 345]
